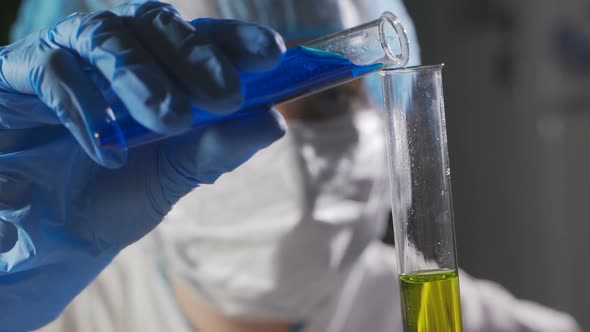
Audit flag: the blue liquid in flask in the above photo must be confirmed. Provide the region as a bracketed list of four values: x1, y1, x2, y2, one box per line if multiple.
[101, 46, 383, 149]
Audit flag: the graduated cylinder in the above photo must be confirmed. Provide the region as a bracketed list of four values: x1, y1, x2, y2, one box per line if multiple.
[380, 65, 463, 332]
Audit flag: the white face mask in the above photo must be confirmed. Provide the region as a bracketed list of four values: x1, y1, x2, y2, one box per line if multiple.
[154, 109, 390, 321]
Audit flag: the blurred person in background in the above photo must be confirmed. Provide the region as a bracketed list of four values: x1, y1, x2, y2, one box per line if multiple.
[2, 0, 582, 331]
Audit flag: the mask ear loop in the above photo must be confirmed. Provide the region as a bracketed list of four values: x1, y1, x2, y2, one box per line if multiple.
[379, 11, 410, 67]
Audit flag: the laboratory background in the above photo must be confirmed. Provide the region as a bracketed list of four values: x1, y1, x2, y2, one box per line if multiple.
[404, 0, 590, 330]
[1, 0, 589, 330]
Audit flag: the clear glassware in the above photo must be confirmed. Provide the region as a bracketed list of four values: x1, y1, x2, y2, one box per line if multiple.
[380, 64, 463, 332]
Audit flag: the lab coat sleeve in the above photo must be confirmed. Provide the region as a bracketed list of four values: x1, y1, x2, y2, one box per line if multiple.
[308, 243, 582, 332]
[459, 270, 582, 332]
[34, 244, 190, 332]
[344, 243, 582, 332]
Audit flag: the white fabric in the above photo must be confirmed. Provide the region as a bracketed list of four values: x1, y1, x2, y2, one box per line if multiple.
[36, 241, 582, 332]
[35, 244, 191, 332]
[154, 109, 390, 320]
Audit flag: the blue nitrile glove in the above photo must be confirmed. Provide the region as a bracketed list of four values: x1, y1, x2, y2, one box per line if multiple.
[0, 1, 286, 331]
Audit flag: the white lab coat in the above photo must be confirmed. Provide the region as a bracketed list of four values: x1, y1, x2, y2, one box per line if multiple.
[37, 240, 581, 332]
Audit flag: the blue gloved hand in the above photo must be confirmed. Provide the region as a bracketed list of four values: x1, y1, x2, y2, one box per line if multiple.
[0, 1, 286, 331]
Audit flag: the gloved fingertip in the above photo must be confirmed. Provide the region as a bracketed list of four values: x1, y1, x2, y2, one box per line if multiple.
[190, 19, 286, 72]
[155, 101, 194, 134]
[158, 108, 285, 197]
[186, 46, 243, 115]
[88, 116, 129, 168]
[35, 48, 129, 169]
[0, 220, 18, 253]
[111, 71, 195, 136]
[224, 108, 287, 145]
[266, 108, 288, 140]
[93, 144, 128, 169]
[232, 24, 286, 71]
[64, 112, 128, 169]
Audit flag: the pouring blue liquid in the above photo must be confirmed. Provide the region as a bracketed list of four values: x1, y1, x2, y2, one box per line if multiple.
[101, 46, 383, 149]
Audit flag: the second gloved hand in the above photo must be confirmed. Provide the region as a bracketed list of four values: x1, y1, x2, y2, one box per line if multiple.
[0, 1, 285, 331]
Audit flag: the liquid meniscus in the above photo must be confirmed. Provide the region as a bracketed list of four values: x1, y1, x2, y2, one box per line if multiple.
[101, 46, 383, 148]
[400, 270, 463, 332]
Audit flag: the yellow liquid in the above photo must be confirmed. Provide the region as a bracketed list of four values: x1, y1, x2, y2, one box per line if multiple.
[400, 270, 463, 332]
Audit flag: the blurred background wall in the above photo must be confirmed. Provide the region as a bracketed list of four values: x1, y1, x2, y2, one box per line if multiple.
[1, 0, 589, 329]
[0, 0, 20, 44]
[406, 0, 590, 330]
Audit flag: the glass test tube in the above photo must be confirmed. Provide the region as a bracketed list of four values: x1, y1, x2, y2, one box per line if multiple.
[380, 65, 463, 332]
[98, 12, 410, 151]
